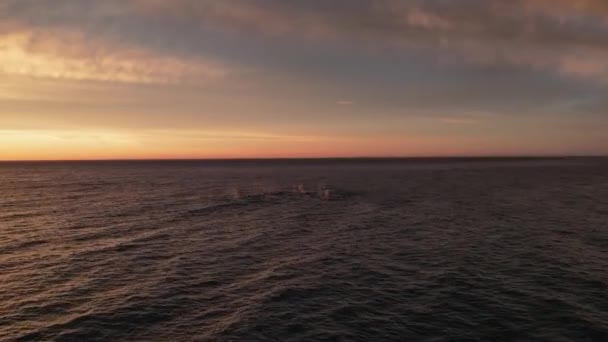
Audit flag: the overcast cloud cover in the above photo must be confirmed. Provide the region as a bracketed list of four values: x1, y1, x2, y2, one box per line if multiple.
[1, 0, 607, 158]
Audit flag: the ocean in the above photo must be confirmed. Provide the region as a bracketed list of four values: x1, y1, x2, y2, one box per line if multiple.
[1, 158, 607, 341]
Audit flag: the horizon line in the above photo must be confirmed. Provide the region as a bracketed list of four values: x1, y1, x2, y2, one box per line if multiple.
[1, 155, 606, 163]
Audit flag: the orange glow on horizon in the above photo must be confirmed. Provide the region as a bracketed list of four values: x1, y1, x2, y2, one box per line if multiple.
[0, 128, 580, 161]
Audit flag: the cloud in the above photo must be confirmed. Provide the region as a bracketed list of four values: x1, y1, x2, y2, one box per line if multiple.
[440, 118, 480, 125]
[0, 31, 228, 84]
[128, 0, 608, 82]
[1, 1, 607, 158]
[336, 100, 354, 106]
[3, 0, 608, 83]
[123, 1, 608, 48]
[0, 2, 230, 84]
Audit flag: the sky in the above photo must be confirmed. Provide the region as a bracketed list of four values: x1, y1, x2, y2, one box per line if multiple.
[1, 0, 607, 160]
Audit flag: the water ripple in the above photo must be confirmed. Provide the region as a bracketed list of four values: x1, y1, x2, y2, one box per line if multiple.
[1, 159, 607, 341]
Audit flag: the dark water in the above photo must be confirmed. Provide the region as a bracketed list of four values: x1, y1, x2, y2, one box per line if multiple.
[1, 158, 607, 341]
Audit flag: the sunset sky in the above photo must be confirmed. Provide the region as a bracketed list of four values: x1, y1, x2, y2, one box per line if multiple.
[1, 0, 607, 160]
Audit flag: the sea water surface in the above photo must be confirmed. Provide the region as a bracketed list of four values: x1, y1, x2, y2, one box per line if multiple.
[1, 158, 607, 341]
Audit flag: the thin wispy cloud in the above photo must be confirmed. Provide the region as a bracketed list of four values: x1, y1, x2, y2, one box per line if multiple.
[336, 100, 354, 106]
[0, 30, 229, 84]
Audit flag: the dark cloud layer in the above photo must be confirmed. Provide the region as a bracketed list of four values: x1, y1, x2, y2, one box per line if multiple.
[153, 0, 608, 48]
[3, 0, 608, 83]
